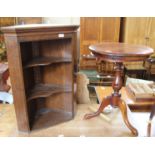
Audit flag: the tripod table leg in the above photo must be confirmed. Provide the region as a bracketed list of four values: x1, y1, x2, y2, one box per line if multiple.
[118, 100, 138, 136]
[84, 96, 111, 120]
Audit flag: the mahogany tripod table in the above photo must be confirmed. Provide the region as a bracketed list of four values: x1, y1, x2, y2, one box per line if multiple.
[84, 42, 154, 136]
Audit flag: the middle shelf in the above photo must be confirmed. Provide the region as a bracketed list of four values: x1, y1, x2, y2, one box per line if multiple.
[24, 56, 72, 68]
[27, 83, 72, 101]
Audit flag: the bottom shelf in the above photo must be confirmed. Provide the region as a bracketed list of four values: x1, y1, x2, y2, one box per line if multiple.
[31, 108, 72, 130]
[27, 83, 72, 101]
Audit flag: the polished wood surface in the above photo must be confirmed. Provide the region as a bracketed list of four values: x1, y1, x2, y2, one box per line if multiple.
[89, 42, 154, 62]
[90, 42, 153, 55]
[84, 42, 154, 136]
[1, 24, 79, 132]
[84, 60, 138, 135]
[1, 24, 78, 33]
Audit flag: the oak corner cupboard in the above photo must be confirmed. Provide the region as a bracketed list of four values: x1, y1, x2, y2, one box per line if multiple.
[1, 24, 79, 132]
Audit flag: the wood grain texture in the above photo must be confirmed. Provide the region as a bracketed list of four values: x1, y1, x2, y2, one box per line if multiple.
[27, 83, 72, 101]
[96, 86, 155, 106]
[121, 17, 155, 53]
[89, 42, 154, 62]
[0, 17, 16, 27]
[2, 24, 79, 132]
[3, 35, 30, 132]
[80, 17, 120, 55]
[121, 17, 150, 44]
[24, 57, 72, 68]
[84, 42, 153, 136]
[80, 17, 120, 69]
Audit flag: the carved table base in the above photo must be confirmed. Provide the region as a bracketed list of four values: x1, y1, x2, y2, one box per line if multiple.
[84, 62, 138, 136]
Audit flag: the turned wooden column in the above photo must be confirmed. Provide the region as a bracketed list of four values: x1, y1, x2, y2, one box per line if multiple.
[112, 63, 123, 95]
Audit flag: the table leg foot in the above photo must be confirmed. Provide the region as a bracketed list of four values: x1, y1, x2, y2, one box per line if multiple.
[84, 96, 111, 120]
[118, 100, 138, 136]
[147, 122, 151, 137]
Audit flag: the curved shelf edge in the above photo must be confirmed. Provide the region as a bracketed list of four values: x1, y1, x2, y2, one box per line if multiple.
[24, 57, 72, 68]
[27, 83, 72, 101]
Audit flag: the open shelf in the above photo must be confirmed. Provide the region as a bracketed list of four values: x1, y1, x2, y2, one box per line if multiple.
[24, 56, 72, 68]
[31, 108, 72, 130]
[2, 25, 79, 132]
[27, 83, 72, 101]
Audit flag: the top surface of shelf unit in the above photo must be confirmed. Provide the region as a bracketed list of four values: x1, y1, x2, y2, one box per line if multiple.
[24, 56, 72, 68]
[0, 24, 79, 33]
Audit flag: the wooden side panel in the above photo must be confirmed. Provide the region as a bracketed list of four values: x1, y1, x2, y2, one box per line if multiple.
[72, 31, 79, 72]
[40, 39, 73, 113]
[121, 17, 150, 45]
[80, 17, 121, 70]
[100, 17, 120, 42]
[43, 64, 73, 113]
[2, 25, 79, 132]
[20, 42, 37, 127]
[4, 35, 30, 132]
[121, 17, 154, 67]
[147, 17, 155, 52]
[0, 17, 16, 26]
[80, 17, 101, 55]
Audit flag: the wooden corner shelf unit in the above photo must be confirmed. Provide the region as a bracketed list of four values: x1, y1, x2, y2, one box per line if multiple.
[1, 24, 79, 132]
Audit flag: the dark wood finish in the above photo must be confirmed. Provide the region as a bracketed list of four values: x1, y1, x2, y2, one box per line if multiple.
[89, 42, 153, 62]
[145, 57, 155, 79]
[124, 64, 146, 79]
[84, 42, 154, 136]
[24, 57, 72, 68]
[95, 87, 155, 113]
[97, 86, 155, 105]
[27, 83, 72, 101]
[2, 35, 30, 132]
[1, 24, 79, 132]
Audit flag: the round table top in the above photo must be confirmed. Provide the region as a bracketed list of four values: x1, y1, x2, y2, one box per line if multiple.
[89, 42, 154, 62]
